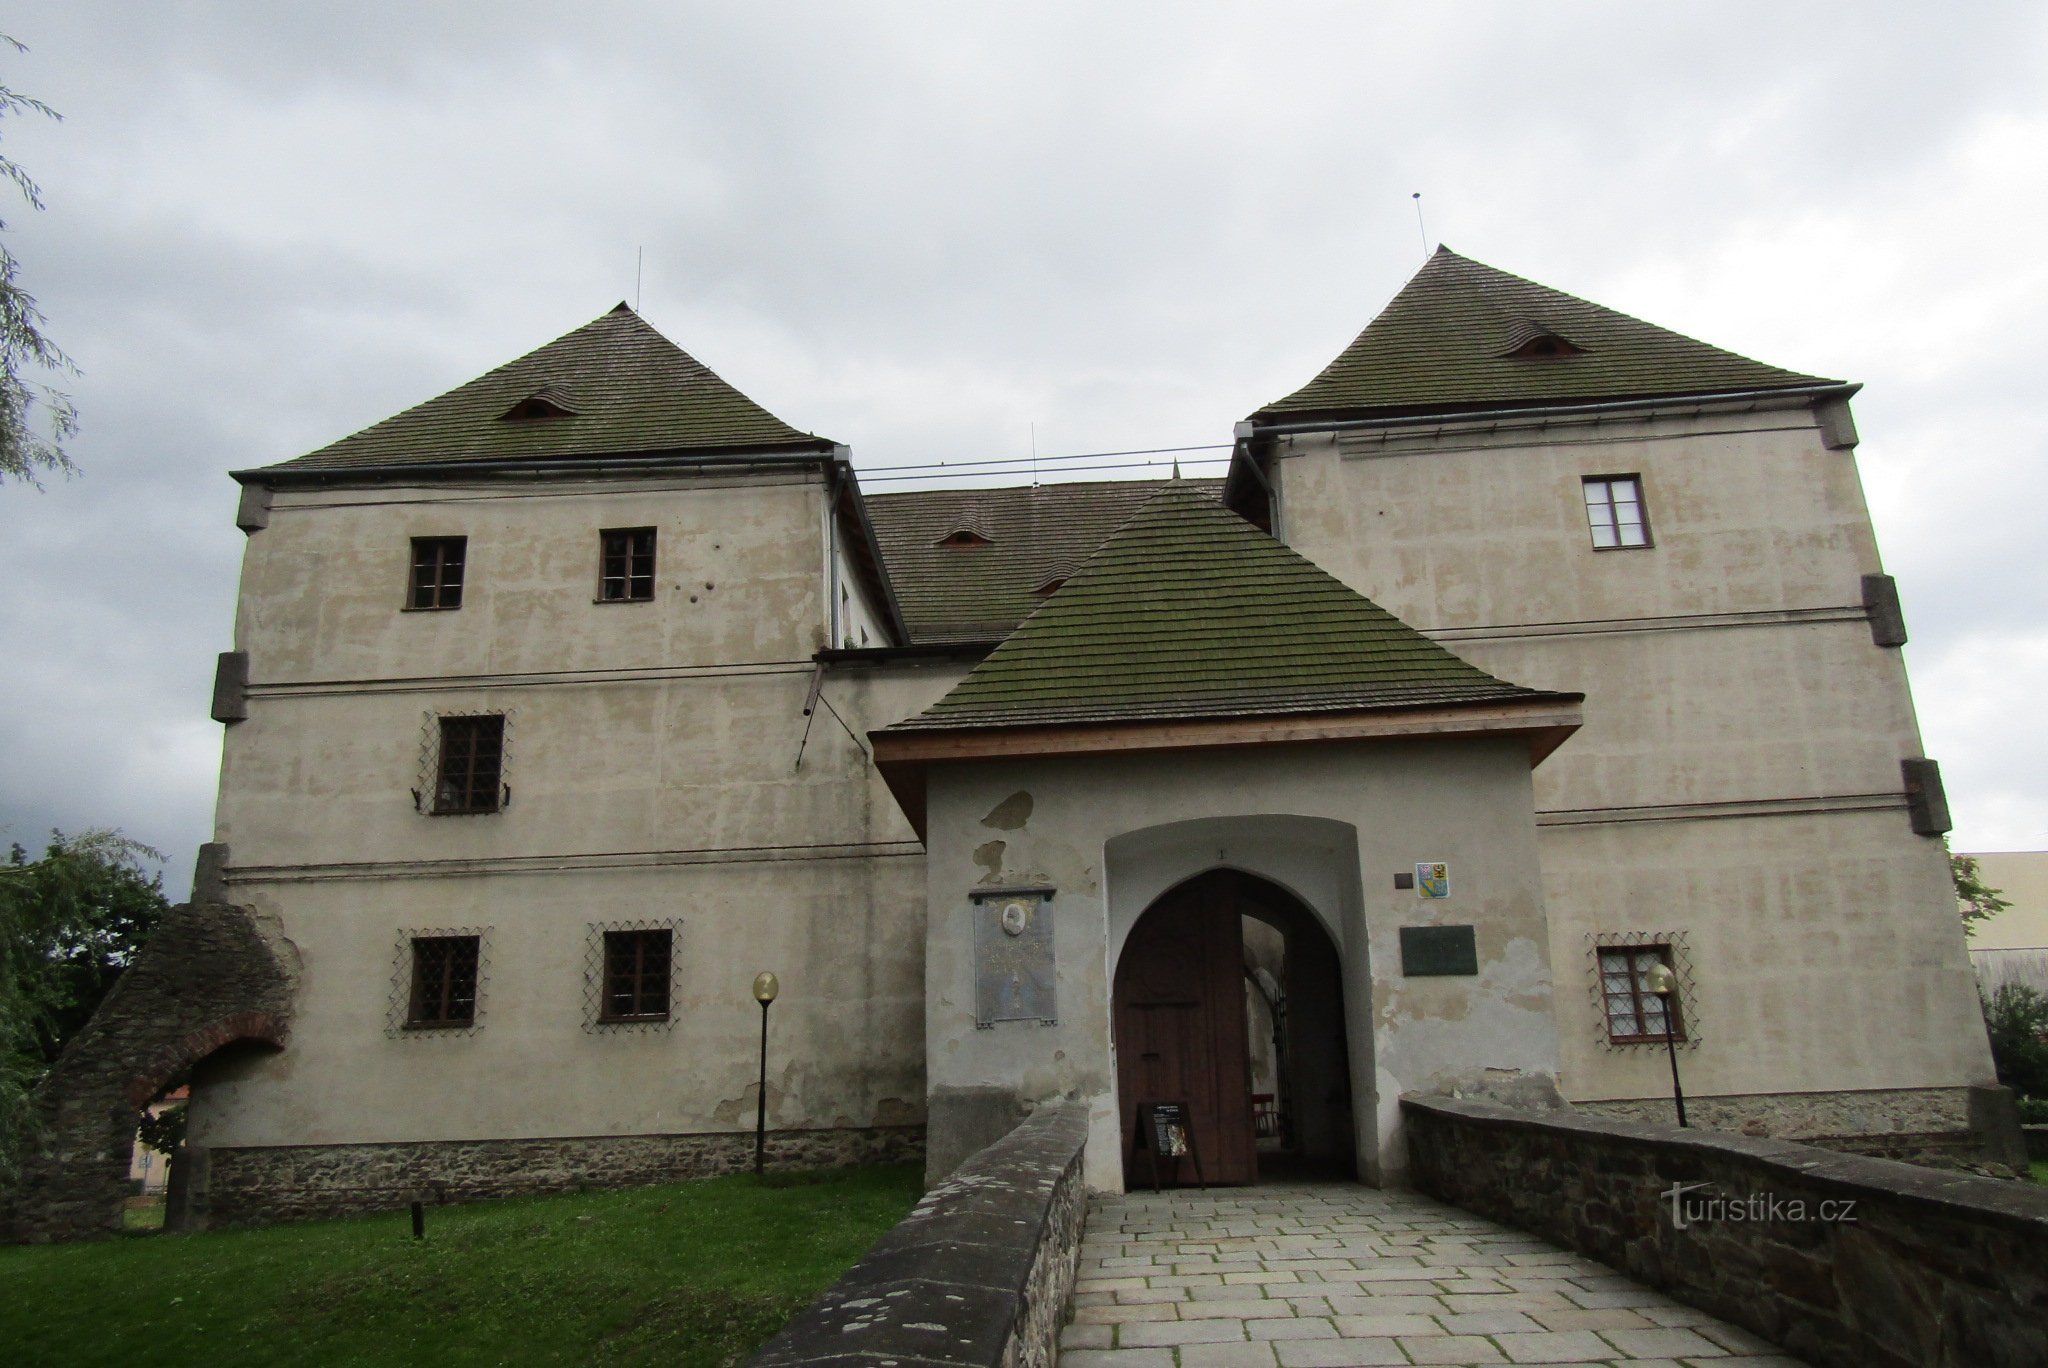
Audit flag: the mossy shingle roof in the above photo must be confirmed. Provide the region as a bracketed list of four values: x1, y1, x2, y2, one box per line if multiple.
[865, 479, 1221, 644]
[887, 482, 1548, 732]
[259, 304, 830, 473]
[1258, 247, 1840, 420]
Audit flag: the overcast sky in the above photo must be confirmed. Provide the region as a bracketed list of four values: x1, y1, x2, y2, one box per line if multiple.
[2, 3, 2044, 898]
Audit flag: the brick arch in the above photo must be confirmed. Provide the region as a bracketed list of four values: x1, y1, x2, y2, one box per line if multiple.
[2, 894, 295, 1243]
[125, 1011, 289, 1112]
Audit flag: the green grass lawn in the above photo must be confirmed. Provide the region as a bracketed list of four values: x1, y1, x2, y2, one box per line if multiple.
[0, 1164, 921, 1368]
[2033, 1160, 2047, 1185]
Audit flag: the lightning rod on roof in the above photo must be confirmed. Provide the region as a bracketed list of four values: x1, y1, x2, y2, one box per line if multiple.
[635, 247, 644, 312]
[1412, 193, 1429, 259]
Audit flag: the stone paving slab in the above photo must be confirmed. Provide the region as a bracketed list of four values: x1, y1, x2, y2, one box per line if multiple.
[1058, 1182, 1808, 1367]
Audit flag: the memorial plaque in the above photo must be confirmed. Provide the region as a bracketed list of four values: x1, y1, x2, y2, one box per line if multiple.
[972, 891, 1056, 1026]
[1400, 924, 1478, 977]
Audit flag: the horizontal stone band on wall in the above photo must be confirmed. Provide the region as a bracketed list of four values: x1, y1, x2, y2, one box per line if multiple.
[189, 1125, 924, 1229]
[1402, 1094, 2048, 1368]
[748, 1099, 1090, 1368]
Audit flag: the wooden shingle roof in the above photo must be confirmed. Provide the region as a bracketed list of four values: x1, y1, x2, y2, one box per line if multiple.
[864, 479, 1222, 644]
[1258, 247, 1840, 421]
[257, 304, 831, 473]
[886, 482, 1554, 732]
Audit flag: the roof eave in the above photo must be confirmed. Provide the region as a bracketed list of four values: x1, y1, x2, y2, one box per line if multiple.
[871, 693, 1586, 841]
[231, 437, 840, 486]
[1244, 381, 1861, 437]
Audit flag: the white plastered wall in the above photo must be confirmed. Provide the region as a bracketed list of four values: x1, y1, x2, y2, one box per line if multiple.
[1266, 401, 1996, 1104]
[919, 736, 1560, 1191]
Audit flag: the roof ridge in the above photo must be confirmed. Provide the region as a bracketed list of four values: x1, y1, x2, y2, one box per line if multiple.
[259, 306, 828, 473]
[1257, 248, 1840, 420]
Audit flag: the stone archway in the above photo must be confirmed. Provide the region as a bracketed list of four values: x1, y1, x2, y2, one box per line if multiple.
[2, 878, 295, 1243]
[1113, 868, 1356, 1187]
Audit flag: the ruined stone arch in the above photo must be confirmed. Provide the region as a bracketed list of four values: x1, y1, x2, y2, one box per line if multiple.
[2, 862, 295, 1243]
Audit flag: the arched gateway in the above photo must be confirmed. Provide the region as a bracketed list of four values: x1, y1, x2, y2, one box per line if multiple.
[1114, 869, 1352, 1187]
[873, 484, 1581, 1191]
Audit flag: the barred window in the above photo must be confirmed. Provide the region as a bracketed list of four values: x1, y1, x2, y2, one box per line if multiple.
[599, 527, 656, 602]
[1599, 944, 1683, 1043]
[434, 715, 504, 814]
[408, 537, 467, 610]
[1583, 475, 1651, 550]
[602, 929, 673, 1022]
[408, 935, 480, 1027]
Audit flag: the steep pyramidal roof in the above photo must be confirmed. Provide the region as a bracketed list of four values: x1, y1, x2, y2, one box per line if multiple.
[260, 304, 831, 473]
[865, 479, 1223, 644]
[1258, 247, 1840, 420]
[887, 482, 1553, 732]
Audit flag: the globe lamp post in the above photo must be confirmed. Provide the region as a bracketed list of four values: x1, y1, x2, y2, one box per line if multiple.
[752, 972, 779, 1176]
[1643, 961, 1687, 1128]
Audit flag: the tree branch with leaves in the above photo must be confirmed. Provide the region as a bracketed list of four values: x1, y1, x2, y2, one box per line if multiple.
[0, 35, 75, 488]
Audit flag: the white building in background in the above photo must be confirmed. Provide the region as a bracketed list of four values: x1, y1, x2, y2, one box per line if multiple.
[1966, 852, 2048, 997]
[170, 248, 1995, 1221]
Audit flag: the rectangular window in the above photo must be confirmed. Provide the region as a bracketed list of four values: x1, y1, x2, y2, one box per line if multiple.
[407, 935, 480, 1027]
[1598, 944, 1684, 1043]
[408, 537, 467, 609]
[1583, 476, 1651, 549]
[599, 527, 656, 602]
[433, 715, 504, 814]
[601, 929, 673, 1022]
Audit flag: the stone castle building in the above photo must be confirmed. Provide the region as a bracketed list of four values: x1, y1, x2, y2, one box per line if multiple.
[12, 248, 2000, 1232]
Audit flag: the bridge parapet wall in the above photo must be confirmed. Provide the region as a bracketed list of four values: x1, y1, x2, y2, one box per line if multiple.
[748, 1099, 1088, 1368]
[1403, 1093, 2048, 1368]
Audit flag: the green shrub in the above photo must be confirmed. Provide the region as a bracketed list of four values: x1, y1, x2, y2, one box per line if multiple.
[1982, 983, 2048, 1102]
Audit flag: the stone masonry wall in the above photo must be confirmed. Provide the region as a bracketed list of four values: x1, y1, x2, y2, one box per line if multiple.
[747, 1099, 1090, 1368]
[2, 873, 296, 1243]
[189, 1125, 925, 1229]
[1575, 1085, 1971, 1140]
[1403, 1094, 2048, 1368]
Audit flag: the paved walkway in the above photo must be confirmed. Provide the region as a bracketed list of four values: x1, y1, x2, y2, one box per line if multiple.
[1059, 1183, 1804, 1367]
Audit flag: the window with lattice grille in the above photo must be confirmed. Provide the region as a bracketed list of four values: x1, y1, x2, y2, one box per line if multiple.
[599, 527, 656, 601]
[601, 929, 673, 1022]
[1598, 944, 1684, 1043]
[1583, 475, 1651, 549]
[407, 935, 480, 1027]
[408, 537, 466, 610]
[433, 715, 504, 814]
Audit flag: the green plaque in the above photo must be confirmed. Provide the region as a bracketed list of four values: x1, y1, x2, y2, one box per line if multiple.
[1400, 924, 1478, 977]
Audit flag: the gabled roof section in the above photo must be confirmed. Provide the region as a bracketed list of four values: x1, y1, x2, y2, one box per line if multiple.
[885, 483, 1553, 732]
[1257, 247, 1840, 421]
[258, 303, 831, 473]
[865, 479, 1222, 645]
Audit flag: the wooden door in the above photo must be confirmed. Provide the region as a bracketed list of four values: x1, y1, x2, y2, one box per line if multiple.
[1114, 877, 1257, 1186]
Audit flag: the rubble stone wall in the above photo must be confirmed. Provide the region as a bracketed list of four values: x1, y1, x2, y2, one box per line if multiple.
[189, 1125, 925, 1228]
[2, 879, 296, 1243]
[1403, 1094, 2048, 1368]
[747, 1100, 1090, 1368]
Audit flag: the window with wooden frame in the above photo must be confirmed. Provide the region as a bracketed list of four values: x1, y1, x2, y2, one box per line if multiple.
[601, 929, 673, 1023]
[407, 934, 480, 1028]
[408, 537, 467, 610]
[1598, 944, 1684, 1043]
[599, 527, 656, 602]
[1583, 475, 1651, 550]
[433, 714, 504, 814]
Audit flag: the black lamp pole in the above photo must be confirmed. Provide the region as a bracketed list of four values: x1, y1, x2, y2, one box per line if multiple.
[1646, 963, 1687, 1127]
[752, 972, 779, 1176]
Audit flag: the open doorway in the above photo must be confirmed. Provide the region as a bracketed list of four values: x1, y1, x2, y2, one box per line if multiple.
[1114, 868, 1353, 1187]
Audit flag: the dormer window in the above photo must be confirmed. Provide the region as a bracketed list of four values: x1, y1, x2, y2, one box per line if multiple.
[1498, 321, 1585, 360]
[1510, 334, 1581, 359]
[937, 529, 992, 548]
[500, 386, 581, 422]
